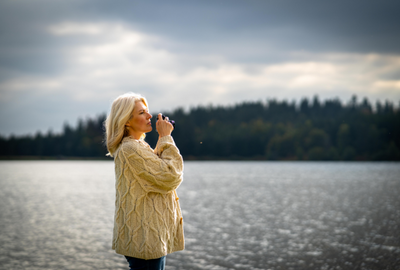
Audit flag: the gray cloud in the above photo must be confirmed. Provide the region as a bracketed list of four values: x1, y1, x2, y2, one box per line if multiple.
[124, 0, 400, 54]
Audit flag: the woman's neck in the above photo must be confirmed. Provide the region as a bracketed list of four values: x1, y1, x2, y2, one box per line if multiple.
[128, 130, 143, 140]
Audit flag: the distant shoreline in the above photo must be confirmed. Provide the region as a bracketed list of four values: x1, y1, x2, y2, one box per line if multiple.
[1, 155, 398, 162]
[0, 156, 111, 161]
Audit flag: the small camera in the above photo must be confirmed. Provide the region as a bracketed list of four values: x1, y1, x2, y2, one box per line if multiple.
[161, 114, 176, 128]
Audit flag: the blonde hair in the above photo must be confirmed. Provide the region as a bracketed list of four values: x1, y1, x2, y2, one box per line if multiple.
[105, 92, 149, 157]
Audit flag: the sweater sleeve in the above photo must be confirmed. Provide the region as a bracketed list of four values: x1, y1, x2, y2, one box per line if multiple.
[119, 136, 183, 194]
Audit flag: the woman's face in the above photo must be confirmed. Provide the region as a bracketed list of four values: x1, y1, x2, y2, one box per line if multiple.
[126, 101, 152, 139]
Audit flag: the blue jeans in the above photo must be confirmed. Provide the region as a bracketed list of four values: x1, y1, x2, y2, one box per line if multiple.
[125, 256, 166, 270]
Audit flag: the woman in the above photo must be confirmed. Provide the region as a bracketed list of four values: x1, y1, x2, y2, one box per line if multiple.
[105, 92, 184, 270]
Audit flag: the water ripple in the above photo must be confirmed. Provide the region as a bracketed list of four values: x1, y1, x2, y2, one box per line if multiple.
[0, 161, 399, 269]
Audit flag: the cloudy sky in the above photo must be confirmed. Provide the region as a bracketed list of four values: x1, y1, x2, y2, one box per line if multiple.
[1, 0, 400, 137]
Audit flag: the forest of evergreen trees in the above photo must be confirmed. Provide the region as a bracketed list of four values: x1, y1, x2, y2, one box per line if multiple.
[1, 96, 399, 161]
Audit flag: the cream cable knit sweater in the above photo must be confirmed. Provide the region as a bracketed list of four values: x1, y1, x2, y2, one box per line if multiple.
[112, 135, 184, 260]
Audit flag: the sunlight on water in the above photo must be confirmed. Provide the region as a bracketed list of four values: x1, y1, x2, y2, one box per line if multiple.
[0, 161, 399, 269]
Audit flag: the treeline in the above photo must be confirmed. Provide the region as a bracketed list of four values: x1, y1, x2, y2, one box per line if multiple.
[1, 96, 399, 160]
[0, 116, 107, 159]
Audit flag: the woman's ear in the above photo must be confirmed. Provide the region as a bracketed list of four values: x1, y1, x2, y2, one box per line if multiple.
[125, 119, 131, 128]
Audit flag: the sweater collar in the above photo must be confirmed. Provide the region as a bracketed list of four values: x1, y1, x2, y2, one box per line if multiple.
[122, 136, 150, 147]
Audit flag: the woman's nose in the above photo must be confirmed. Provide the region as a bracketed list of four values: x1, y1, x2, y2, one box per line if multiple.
[148, 113, 152, 119]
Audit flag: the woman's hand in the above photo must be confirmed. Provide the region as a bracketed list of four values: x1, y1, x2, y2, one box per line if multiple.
[156, 113, 174, 137]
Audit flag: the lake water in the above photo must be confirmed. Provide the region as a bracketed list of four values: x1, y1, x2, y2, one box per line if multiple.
[0, 161, 399, 270]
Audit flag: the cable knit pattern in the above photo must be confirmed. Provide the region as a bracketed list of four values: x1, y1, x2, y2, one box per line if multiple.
[112, 135, 184, 260]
